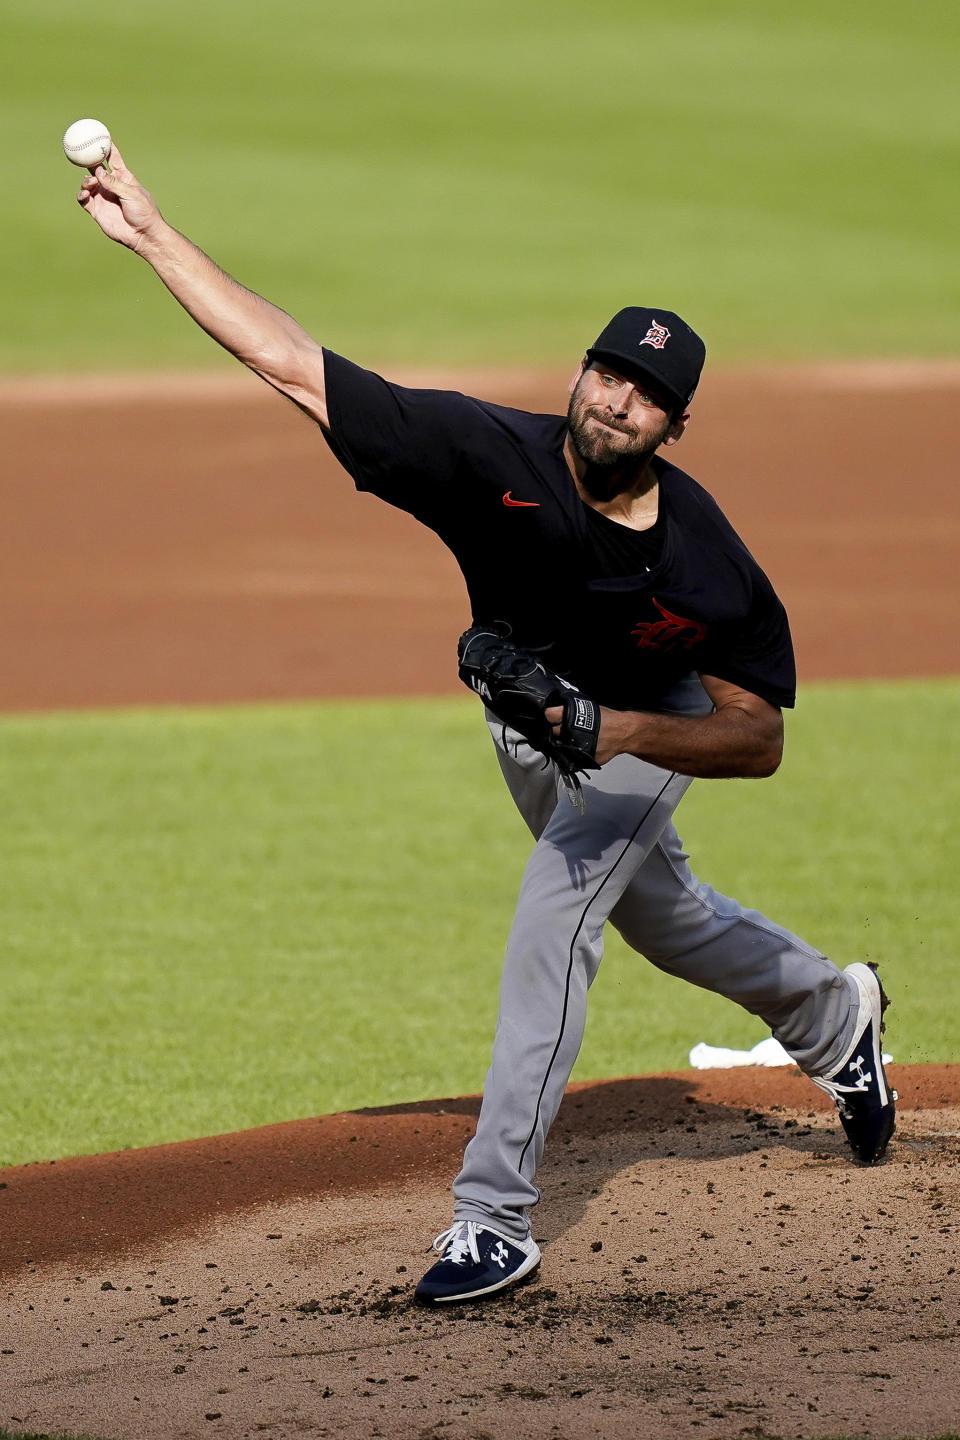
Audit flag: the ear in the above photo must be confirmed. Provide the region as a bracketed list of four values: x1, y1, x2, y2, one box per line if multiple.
[662, 409, 691, 447]
[568, 357, 587, 397]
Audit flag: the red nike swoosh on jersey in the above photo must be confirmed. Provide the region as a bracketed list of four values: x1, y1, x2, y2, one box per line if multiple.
[502, 491, 540, 507]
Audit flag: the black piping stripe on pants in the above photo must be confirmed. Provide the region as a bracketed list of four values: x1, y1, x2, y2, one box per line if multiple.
[516, 771, 679, 1175]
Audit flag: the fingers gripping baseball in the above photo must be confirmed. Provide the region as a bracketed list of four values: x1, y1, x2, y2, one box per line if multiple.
[77, 146, 162, 250]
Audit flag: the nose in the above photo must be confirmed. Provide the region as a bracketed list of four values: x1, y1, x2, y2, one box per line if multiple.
[604, 383, 631, 416]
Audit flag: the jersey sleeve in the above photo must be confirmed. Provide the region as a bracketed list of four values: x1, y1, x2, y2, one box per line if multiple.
[699, 573, 797, 709]
[320, 349, 478, 523]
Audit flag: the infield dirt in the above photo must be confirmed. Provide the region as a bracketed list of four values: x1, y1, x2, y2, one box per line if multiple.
[1, 367, 958, 1439]
[1, 361, 958, 709]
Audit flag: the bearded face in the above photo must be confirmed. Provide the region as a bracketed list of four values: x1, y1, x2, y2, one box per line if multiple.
[566, 373, 674, 499]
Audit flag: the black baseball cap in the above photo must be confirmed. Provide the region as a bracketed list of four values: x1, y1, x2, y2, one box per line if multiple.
[585, 307, 706, 413]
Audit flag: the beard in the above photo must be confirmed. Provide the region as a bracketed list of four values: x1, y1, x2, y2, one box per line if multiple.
[566, 387, 672, 500]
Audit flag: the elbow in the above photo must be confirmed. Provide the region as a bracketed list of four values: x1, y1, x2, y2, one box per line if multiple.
[729, 710, 783, 778]
[247, 336, 305, 388]
[751, 724, 784, 778]
[752, 748, 782, 778]
[255, 336, 328, 428]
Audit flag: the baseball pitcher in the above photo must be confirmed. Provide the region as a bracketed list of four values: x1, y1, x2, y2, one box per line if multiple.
[75, 145, 896, 1306]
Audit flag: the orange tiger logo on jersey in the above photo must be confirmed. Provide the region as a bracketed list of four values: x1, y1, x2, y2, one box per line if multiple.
[632, 598, 707, 652]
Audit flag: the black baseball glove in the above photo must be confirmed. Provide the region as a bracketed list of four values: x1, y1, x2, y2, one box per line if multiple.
[457, 624, 602, 788]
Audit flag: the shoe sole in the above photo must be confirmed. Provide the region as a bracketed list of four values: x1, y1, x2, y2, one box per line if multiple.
[864, 958, 896, 1163]
[844, 962, 896, 1164]
[850, 962, 892, 1100]
[414, 1253, 542, 1307]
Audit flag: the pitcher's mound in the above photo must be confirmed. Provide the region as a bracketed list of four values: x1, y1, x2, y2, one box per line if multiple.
[3, 1064, 960, 1439]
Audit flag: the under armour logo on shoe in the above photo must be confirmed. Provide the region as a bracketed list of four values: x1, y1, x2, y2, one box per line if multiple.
[848, 1054, 873, 1090]
[490, 1241, 509, 1268]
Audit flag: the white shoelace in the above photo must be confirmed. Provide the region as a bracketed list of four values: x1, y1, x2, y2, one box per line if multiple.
[431, 1221, 481, 1267]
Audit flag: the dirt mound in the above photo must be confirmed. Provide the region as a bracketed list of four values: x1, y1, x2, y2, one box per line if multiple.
[3, 1066, 960, 1439]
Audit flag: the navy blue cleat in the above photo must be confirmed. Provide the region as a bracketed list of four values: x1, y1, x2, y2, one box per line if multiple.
[811, 962, 897, 1165]
[414, 1221, 541, 1305]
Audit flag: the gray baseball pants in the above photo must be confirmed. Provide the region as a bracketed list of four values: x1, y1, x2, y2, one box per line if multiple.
[452, 692, 860, 1242]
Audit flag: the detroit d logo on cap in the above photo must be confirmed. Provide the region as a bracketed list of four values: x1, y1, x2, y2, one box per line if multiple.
[639, 319, 671, 350]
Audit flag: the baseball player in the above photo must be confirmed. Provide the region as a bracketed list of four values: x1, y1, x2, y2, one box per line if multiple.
[76, 147, 896, 1306]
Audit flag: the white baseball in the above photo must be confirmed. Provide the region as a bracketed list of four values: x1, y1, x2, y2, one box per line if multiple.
[62, 118, 112, 168]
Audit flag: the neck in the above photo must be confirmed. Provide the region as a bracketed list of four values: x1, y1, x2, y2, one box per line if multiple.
[563, 434, 660, 527]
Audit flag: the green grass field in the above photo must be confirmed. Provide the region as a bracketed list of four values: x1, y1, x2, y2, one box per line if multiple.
[4, 0, 958, 372]
[1, 0, 957, 1173]
[1, 679, 956, 1168]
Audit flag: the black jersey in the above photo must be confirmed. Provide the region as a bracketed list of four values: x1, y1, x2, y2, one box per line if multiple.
[583, 502, 665, 576]
[321, 351, 796, 711]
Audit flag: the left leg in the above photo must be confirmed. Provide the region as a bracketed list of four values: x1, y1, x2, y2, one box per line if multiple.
[415, 740, 690, 1305]
[609, 824, 896, 1162]
[451, 745, 691, 1239]
[609, 823, 856, 1074]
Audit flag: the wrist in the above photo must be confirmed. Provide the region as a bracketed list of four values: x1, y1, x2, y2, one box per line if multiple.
[132, 213, 175, 262]
[596, 706, 647, 765]
[617, 709, 649, 758]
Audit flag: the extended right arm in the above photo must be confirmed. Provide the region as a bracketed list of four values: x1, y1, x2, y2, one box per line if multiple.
[77, 145, 328, 426]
